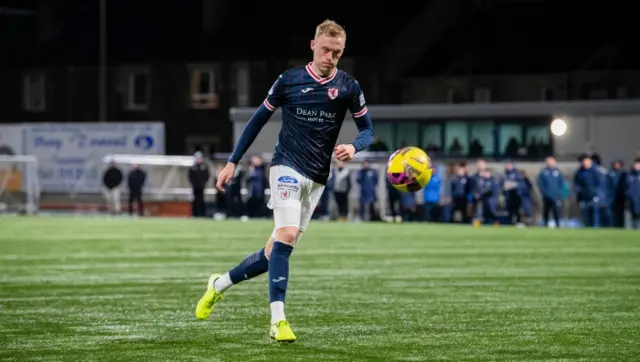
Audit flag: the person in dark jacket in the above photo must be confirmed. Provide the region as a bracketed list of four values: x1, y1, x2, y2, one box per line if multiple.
[625, 158, 640, 229]
[226, 162, 245, 218]
[357, 160, 378, 221]
[480, 168, 500, 224]
[607, 160, 627, 228]
[591, 154, 609, 226]
[471, 159, 488, 225]
[502, 161, 525, 225]
[102, 159, 123, 215]
[520, 170, 534, 225]
[213, 162, 228, 216]
[188, 152, 211, 217]
[423, 169, 441, 222]
[246, 156, 266, 218]
[573, 156, 602, 227]
[386, 169, 401, 222]
[127, 163, 147, 216]
[537, 156, 564, 227]
[450, 163, 471, 223]
[399, 191, 417, 222]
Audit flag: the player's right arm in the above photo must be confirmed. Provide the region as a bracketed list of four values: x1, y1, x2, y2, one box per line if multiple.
[227, 74, 286, 165]
[217, 74, 286, 190]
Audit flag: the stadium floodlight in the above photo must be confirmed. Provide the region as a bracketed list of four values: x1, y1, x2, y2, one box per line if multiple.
[0, 155, 40, 214]
[550, 118, 567, 137]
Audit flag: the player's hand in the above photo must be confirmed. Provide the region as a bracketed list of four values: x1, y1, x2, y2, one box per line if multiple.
[334, 144, 356, 162]
[216, 162, 236, 192]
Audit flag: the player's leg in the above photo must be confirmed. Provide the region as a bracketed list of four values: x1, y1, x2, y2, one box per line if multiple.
[209, 229, 279, 302]
[268, 180, 324, 341]
[136, 193, 144, 216]
[542, 199, 551, 226]
[212, 167, 302, 297]
[194, 241, 271, 320]
[552, 200, 561, 227]
[266, 216, 299, 342]
[128, 190, 135, 215]
[194, 166, 300, 321]
[514, 197, 522, 224]
[264, 167, 311, 342]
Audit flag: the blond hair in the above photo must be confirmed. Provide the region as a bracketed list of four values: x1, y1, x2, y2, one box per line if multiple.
[315, 19, 346, 40]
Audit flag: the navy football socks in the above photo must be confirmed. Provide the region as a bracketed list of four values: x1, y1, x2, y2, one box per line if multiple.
[228, 248, 269, 284]
[268, 241, 294, 303]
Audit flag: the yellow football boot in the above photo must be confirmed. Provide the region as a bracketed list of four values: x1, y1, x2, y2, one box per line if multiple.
[269, 320, 297, 343]
[195, 274, 223, 320]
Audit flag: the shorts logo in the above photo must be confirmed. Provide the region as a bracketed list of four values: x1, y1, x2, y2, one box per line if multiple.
[277, 176, 298, 184]
[280, 191, 290, 199]
[328, 88, 338, 100]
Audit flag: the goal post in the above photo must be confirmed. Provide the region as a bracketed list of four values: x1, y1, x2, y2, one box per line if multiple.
[102, 153, 222, 217]
[0, 155, 40, 215]
[103, 153, 203, 194]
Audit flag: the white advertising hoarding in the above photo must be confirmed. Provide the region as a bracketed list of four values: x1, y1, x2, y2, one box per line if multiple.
[0, 124, 24, 157]
[24, 122, 165, 192]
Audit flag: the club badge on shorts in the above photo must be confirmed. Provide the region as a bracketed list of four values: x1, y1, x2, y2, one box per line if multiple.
[328, 88, 338, 100]
[280, 190, 290, 200]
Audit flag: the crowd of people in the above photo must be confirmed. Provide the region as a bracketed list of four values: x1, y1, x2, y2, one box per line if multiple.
[208, 153, 640, 229]
[101, 152, 640, 229]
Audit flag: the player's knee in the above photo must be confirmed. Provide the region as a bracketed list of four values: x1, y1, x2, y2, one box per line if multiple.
[275, 226, 299, 245]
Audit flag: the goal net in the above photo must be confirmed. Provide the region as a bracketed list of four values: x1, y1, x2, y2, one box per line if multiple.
[101, 153, 224, 217]
[0, 155, 40, 215]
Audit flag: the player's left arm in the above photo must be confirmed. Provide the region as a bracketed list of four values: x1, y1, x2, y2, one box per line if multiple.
[348, 80, 374, 152]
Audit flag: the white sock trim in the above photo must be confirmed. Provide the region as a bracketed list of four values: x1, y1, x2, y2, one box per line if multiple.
[213, 273, 233, 293]
[270, 301, 286, 324]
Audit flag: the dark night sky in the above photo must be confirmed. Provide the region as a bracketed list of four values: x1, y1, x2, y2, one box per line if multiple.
[0, 0, 636, 76]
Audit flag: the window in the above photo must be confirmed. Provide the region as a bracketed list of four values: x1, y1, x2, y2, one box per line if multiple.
[524, 123, 551, 159]
[499, 124, 523, 157]
[474, 87, 491, 103]
[469, 121, 494, 156]
[126, 71, 150, 110]
[421, 123, 443, 153]
[23, 72, 46, 112]
[190, 68, 219, 109]
[395, 122, 419, 149]
[444, 121, 468, 156]
[372, 122, 393, 150]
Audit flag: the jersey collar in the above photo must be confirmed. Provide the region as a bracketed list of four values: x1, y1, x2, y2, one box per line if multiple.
[305, 62, 337, 85]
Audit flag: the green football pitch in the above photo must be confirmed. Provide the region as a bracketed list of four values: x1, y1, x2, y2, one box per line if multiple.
[0, 217, 638, 362]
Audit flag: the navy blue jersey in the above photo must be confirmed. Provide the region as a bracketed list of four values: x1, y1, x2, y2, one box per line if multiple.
[229, 63, 374, 185]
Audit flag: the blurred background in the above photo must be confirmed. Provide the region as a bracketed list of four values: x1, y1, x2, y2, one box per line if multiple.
[0, 0, 638, 228]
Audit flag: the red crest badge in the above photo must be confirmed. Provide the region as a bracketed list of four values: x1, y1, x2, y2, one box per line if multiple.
[280, 191, 290, 200]
[328, 88, 339, 100]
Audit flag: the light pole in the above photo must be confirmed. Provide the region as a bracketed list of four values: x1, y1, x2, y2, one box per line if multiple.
[98, 0, 107, 122]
